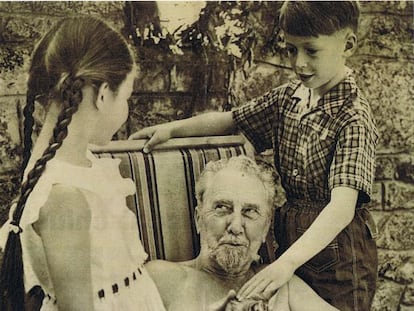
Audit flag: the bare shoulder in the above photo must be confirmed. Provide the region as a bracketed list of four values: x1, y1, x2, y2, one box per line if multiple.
[146, 259, 189, 286]
[146, 260, 189, 307]
[146, 260, 187, 277]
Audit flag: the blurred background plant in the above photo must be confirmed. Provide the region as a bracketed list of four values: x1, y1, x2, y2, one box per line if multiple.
[122, 1, 288, 110]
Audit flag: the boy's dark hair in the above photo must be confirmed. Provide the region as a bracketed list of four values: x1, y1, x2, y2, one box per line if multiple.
[279, 1, 360, 37]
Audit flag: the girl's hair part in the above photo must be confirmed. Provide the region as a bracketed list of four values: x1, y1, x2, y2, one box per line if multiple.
[0, 16, 135, 310]
[279, 1, 360, 37]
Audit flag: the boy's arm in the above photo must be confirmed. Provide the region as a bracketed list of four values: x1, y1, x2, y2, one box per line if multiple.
[238, 186, 357, 299]
[129, 111, 235, 152]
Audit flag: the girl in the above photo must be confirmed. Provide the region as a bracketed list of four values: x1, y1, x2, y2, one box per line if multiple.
[0, 17, 165, 311]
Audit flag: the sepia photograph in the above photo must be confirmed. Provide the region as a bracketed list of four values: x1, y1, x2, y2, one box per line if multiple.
[0, 1, 413, 310]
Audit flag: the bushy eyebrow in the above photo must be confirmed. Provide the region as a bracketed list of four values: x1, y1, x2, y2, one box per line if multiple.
[242, 203, 261, 212]
[211, 199, 263, 214]
[212, 199, 233, 207]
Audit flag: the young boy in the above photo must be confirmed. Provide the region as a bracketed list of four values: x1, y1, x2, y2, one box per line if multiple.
[130, 2, 378, 310]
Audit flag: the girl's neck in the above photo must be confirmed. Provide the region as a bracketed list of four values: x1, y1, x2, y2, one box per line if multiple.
[55, 137, 91, 168]
[26, 102, 92, 175]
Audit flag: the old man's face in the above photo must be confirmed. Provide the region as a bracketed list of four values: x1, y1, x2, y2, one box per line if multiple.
[196, 168, 271, 275]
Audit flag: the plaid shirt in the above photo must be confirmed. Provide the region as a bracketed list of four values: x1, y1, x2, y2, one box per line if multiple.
[233, 72, 378, 204]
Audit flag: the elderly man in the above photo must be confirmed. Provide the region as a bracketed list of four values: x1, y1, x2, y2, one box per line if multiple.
[146, 156, 337, 311]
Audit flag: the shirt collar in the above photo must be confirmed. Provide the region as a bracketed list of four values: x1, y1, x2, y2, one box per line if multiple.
[292, 68, 358, 118]
[292, 83, 310, 102]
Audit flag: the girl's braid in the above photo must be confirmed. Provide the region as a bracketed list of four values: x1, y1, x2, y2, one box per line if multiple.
[21, 92, 36, 176]
[14, 76, 85, 222]
[0, 76, 85, 311]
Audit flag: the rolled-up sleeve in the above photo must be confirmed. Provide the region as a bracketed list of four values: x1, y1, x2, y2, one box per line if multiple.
[329, 119, 378, 202]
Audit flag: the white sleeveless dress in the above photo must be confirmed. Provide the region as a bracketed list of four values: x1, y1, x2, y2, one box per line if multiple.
[2, 151, 166, 311]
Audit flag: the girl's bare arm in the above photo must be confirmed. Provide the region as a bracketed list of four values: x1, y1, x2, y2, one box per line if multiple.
[35, 184, 94, 311]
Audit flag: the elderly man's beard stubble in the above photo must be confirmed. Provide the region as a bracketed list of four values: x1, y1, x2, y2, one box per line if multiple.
[208, 236, 260, 275]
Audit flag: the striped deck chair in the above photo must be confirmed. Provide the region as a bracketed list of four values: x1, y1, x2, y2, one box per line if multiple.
[90, 135, 276, 263]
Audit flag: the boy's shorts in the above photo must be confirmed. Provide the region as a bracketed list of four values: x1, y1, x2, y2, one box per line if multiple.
[274, 199, 378, 311]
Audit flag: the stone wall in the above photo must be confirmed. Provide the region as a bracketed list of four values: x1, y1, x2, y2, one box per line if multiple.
[0, 2, 412, 310]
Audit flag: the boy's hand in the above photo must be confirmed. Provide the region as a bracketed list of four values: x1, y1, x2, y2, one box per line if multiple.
[128, 124, 173, 153]
[237, 258, 295, 301]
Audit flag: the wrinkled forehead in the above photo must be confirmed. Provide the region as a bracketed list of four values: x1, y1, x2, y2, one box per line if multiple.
[203, 168, 271, 211]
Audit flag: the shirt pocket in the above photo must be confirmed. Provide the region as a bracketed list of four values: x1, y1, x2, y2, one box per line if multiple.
[303, 121, 336, 178]
[297, 227, 340, 273]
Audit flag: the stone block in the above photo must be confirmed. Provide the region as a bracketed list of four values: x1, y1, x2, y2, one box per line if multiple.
[358, 14, 413, 59]
[190, 93, 231, 115]
[210, 95, 227, 112]
[377, 212, 414, 250]
[208, 62, 230, 93]
[378, 249, 414, 284]
[0, 6, 126, 82]
[349, 58, 414, 153]
[402, 284, 414, 306]
[366, 181, 383, 211]
[128, 94, 193, 133]
[231, 60, 293, 105]
[0, 47, 30, 95]
[0, 2, 124, 21]
[0, 96, 23, 174]
[375, 154, 414, 184]
[375, 155, 397, 180]
[384, 181, 414, 211]
[370, 210, 383, 231]
[170, 63, 193, 92]
[400, 305, 414, 311]
[395, 155, 414, 184]
[135, 62, 170, 92]
[360, 1, 413, 15]
[0, 15, 60, 44]
[371, 278, 405, 311]
[169, 95, 195, 120]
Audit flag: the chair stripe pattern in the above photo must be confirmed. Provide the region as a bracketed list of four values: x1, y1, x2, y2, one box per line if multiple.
[92, 139, 247, 262]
